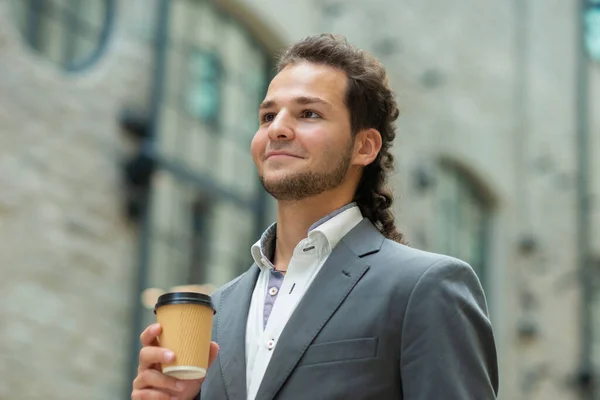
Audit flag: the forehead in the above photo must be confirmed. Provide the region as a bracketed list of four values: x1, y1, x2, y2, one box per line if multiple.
[265, 62, 348, 106]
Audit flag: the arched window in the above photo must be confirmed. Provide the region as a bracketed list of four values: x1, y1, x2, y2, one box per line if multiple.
[435, 163, 491, 286]
[12, 0, 115, 71]
[142, 0, 272, 298]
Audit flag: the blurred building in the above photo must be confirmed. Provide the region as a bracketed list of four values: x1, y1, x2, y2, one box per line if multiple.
[0, 1, 598, 400]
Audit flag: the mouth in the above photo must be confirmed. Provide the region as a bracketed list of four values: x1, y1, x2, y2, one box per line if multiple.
[265, 152, 303, 160]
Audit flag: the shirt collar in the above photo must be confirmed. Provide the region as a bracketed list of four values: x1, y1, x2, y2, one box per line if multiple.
[250, 222, 277, 270]
[250, 202, 363, 270]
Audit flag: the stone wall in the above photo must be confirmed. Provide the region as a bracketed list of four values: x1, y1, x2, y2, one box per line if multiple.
[0, 1, 153, 398]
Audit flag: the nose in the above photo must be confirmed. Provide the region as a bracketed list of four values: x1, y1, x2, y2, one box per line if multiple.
[267, 111, 295, 141]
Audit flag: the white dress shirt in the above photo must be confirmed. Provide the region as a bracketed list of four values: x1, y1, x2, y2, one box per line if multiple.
[245, 204, 364, 400]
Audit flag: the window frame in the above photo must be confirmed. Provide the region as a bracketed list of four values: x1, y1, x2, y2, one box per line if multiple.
[19, 0, 116, 72]
[435, 162, 492, 287]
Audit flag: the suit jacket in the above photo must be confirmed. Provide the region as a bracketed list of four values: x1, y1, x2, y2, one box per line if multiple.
[200, 219, 498, 400]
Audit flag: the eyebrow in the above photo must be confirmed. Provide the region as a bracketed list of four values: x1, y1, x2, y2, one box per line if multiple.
[259, 96, 333, 110]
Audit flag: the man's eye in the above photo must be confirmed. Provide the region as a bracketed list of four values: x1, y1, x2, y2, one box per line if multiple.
[262, 113, 275, 122]
[302, 110, 320, 119]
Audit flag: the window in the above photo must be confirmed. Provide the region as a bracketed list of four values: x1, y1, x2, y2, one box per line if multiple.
[435, 164, 491, 285]
[12, 0, 115, 71]
[185, 50, 223, 128]
[144, 0, 272, 295]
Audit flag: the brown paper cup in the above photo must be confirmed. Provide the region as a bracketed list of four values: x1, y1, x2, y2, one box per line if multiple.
[154, 292, 215, 380]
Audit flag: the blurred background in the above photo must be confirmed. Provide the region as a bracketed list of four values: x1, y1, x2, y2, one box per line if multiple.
[0, 0, 599, 399]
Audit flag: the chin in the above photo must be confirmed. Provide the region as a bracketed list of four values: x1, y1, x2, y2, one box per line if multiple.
[260, 173, 289, 187]
[262, 167, 297, 180]
[260, 169, 300, 186]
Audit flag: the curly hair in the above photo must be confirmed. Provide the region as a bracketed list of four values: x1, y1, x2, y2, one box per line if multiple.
[277, 34, 406, 244]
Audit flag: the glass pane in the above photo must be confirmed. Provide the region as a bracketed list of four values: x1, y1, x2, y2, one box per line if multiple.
[127, 0, 158, 42]
[37, 14, 66, 65]
[221, 21, 247, 76]
[456, 182, 468, 260]
[244, 44, 267, 84]
[165, 48, 184, 105]
[205, 200, 256, 286]
[187, 122, 213, 173]
[78, 1, 106, 30]
[157, 106, 180, 158]
[12, 0, 27, 32]
[239, 83, 262, 143]
[170, 0, 193, 42]
[151, 172, 176, 233]
[177, 111, 200, 168]
[462, 197, 475, 264]
[221, 80, 240, 136]
[194, 1, 220, 49]
[435, 166, 488, 284]
[449, 172, 460, 256]
[436, 170, 453, 254]
[234, 145, 258, 199]
[216, 136, 239, 192]
[72, 33, 97, 65]
[168, 110, 189, 162]
[50, 0, 70, 10]
[189, 197, 213, 284]
[185, 50, 221, 126]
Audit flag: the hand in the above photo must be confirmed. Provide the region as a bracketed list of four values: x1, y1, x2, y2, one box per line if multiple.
[132, 323, 219, 400]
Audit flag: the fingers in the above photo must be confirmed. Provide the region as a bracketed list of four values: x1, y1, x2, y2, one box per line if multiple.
[140, 323, 162, 347]
[133, 369, 185, 392]
[131, 388, 173, 400]
[208, 342, 219, 368]
[139, 346, 175, 372]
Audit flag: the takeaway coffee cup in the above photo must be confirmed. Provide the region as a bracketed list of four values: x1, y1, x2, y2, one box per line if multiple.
[154, 292, 215, 379]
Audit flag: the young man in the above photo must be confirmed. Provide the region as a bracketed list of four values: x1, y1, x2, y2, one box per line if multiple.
[132, 34, 498, 400]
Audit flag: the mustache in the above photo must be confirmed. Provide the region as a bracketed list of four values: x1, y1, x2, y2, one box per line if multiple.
[264, 144, 306, 157]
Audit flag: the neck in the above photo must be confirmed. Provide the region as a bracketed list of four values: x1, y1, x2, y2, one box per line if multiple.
[273, 189, 353, 271]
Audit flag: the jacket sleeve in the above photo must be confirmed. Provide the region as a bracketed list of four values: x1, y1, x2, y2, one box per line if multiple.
[399, 259, 499, 399]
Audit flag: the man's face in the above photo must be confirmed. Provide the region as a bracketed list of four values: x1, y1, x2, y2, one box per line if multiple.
[251, 62, 355, 201]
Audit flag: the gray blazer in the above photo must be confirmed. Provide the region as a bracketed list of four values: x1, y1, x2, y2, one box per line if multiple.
[200, 219, 498, 400]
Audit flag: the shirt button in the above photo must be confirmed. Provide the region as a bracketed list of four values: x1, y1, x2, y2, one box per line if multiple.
[269, 287, 279, 296]
[267, 339, 276, 350]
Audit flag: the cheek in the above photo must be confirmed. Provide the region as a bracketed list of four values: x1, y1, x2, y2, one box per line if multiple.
[308, 136, 337, 161]
[250, 131, 265, 165]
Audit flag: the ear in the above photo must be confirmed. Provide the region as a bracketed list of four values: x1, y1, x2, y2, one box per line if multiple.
[352, 128, 382, 166]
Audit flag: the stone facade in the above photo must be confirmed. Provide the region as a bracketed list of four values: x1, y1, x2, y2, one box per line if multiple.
[0, 0, 598, 400]
[0, 1, 153, 398]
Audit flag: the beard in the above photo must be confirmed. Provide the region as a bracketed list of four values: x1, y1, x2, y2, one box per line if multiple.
[259, 140, 354, 201]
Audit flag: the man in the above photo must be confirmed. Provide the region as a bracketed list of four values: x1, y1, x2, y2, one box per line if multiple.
[132, 34, 498, 400]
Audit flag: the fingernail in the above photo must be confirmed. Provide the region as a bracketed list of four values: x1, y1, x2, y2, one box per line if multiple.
[152, 323, 161, 332]
[176, 381, 186, 391]
[164, 351, 175, 362]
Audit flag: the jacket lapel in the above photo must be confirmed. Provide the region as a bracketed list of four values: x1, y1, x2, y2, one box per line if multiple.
[254, 219, 384, 400]
[216, 264, 260, 400]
